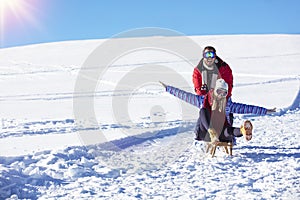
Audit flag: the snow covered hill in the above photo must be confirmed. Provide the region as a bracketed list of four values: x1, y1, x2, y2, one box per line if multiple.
[0, 34, 299, 199]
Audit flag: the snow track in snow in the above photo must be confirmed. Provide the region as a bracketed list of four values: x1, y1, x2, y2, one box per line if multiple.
[1, 35, 299, 199]
[0, 110, 299, 199]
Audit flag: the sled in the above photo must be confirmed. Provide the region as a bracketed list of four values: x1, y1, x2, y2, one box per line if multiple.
[206, 141, 233, 157]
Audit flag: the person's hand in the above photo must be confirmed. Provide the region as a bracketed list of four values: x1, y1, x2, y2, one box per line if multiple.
[159, 81, 167, 89]
[200, 84, 208, 94]
[266, 107, 276, 114]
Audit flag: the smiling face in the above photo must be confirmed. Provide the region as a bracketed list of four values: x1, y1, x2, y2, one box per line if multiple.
[203, 50, 216, 66]
[215, 88, 228, 100]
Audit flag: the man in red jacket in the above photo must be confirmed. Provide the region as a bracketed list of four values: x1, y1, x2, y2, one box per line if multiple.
[192, 46, 233, 98]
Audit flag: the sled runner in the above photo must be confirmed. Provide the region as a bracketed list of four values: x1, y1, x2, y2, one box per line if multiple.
[206, 141, 233, 157]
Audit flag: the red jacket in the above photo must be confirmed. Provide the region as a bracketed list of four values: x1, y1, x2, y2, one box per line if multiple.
[192, 56, 233, 97]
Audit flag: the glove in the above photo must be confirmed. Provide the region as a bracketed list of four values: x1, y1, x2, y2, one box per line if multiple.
[200, 84, 208, 94]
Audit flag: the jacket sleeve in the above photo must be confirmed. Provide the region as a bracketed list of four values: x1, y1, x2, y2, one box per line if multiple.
[219, 63, 233, 97]
[166, 85, 204, 108]
[192, 68, 206, 95]
[226, 99, 267, 115]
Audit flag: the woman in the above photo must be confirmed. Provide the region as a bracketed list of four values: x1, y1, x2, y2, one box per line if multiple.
[160, 79, 275, 142]
[195, 79, 255, 142]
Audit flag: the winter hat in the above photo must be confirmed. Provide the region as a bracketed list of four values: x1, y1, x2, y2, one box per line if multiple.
[214, 79, 228, 91]
[212, 79, 228, 112]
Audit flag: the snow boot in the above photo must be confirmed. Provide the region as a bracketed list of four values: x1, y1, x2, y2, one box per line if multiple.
[240, 120, 253, 141]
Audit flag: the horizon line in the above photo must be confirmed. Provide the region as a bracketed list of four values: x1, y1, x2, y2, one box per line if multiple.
[1, 32, 300, 49]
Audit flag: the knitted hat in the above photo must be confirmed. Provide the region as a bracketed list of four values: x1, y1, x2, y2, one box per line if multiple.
[214, 79, 228, 92]
[212, 79, 228, 111]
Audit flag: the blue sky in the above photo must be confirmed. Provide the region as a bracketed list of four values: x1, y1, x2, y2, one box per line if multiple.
[0, 0, 299, 48]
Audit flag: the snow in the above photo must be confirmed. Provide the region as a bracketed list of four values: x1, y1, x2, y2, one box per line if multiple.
[0, 34, 299, 199]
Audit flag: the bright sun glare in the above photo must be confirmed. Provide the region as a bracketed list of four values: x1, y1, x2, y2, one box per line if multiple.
[0, 0, 42, 46]
[0, 0, 21, 14]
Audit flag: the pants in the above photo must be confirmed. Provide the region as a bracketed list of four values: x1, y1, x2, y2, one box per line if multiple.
[195, 108, 242, 142]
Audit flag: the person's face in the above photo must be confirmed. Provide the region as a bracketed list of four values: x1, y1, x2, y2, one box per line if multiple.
[203, 50, 216, 66]
[215, 88, 227, 100]
[216, 94, 224, 101]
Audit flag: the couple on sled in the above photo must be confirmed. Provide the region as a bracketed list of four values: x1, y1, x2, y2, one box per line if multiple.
[160, 46, 275, 144]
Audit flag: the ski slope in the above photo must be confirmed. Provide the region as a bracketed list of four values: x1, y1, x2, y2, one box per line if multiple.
[0, 34, 299, 199]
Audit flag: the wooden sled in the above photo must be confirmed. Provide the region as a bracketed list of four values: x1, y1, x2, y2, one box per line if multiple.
[206, 141, 233, 157]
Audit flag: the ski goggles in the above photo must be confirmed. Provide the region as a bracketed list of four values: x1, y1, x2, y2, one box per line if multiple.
[203, 51, 216, 59]
[216, 89, 228, 97]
